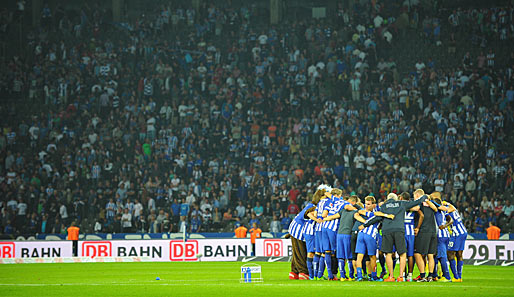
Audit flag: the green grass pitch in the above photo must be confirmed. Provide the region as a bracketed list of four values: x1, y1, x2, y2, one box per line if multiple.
[0, 262, 512, 296]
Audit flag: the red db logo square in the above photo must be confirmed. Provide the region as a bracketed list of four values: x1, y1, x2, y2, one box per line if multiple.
[264, 239, 283, 257]
[169, 240, 198, 261]
[82, 241, 112, 258]
[0, 242, 15, 258]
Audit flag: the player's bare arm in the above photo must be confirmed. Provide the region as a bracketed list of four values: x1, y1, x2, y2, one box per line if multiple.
[307, 211, 317, 221]
[354, 212, 367, 224]
[323, 213, 341, 221]
[426, 200, 438, 212]
[357, 209, 367, 215]
[409, 206, 420, 212]
[374, 211, 394, 220]
[442, 215, 453, 229]
[414, 210, 424, 236]
[446, 203, 457, 213]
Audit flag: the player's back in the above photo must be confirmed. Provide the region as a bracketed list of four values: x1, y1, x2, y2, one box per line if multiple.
[322, 198, 346, 231]
[416, 204, 436, 234]
[294, 202, 314, 225]
[435, 211, 450, 238]
[315, 197, 330, 231]
[338, 209, 357, 235]
[404, 211, 415, 236]
[448, 209, 467, 235]
[289, 202, 314, 239]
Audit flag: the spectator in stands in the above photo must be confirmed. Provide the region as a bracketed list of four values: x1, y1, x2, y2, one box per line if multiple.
[121, 208, 132, 233]
[235, 201, 246, 219]
[235, 223, 247, 238]
[190, 214, 202, 233]
[249, 213, 260, 227]
[486, 222, 501, 240]
[270, 215, 281, 234]
[253, 201, 264, 217]
[475, 213, 487, 233]
[503, 200, 514, 219]
[280, 216, 292, 232]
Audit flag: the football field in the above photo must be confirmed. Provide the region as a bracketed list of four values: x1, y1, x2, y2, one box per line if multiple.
[0, 262, 512, 296]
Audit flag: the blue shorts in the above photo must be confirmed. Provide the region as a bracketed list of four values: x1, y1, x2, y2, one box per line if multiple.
[377, 234, 382, 250]
[355, 233, 377, 256]
[315, 231, 323, 253]
[405, 235, 415, 257]
[437, 237, 449, 257]
[321, 228, 337, 252]
[305, 233, 316, 253]
[448, 233, 467, 251]
[336, 234, 352, 259]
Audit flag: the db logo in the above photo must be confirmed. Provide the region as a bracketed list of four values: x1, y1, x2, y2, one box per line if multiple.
[0, 242, 15, 258]
[82, 241, 112, 258]
[264, 239, 283, 257]
[169, 240, 198, 261]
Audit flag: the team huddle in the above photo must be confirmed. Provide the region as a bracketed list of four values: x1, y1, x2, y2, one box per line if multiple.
[287, 185, 467, 282]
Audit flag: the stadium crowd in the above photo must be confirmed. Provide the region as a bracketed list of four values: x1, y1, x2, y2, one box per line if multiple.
[0, 0, 513, 238]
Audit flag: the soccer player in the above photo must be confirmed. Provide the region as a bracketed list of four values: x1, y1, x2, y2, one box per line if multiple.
[288, 197, 318, 280]
[361, 192, 427, 282]
[432, 195, 453, 282]
[321, 190, 357, 280]
[446, 201, 468, 282]
[302, 188, 325, 279]
[313, 184, 332, 279]
[350, 201, 365, 280]
[355, 196, 394, 281]
[413, 189, 439, 282]
[324, 195, 360, 281]
[399, 192, 424, 282]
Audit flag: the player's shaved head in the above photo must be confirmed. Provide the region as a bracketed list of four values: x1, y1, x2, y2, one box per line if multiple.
[430, 192, 441, 199]
[413, 189, 424, 199]
[387, 193, 398, 201]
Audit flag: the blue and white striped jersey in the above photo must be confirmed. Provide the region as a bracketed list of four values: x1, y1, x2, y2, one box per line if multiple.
[288, 202, 315, 241]
[322, 198, 348, 232]
[359, 211, 379, 239]
[448, 209, 467, 236]
[288, 219, 305, 241]
[315, 198, 330, 232]
[435, 211, 450, 238]
[405, 211, 415, 236]
[294, 203, 315, 225]
[302, 218, 316, 236]
[373, 205, 382, 238]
